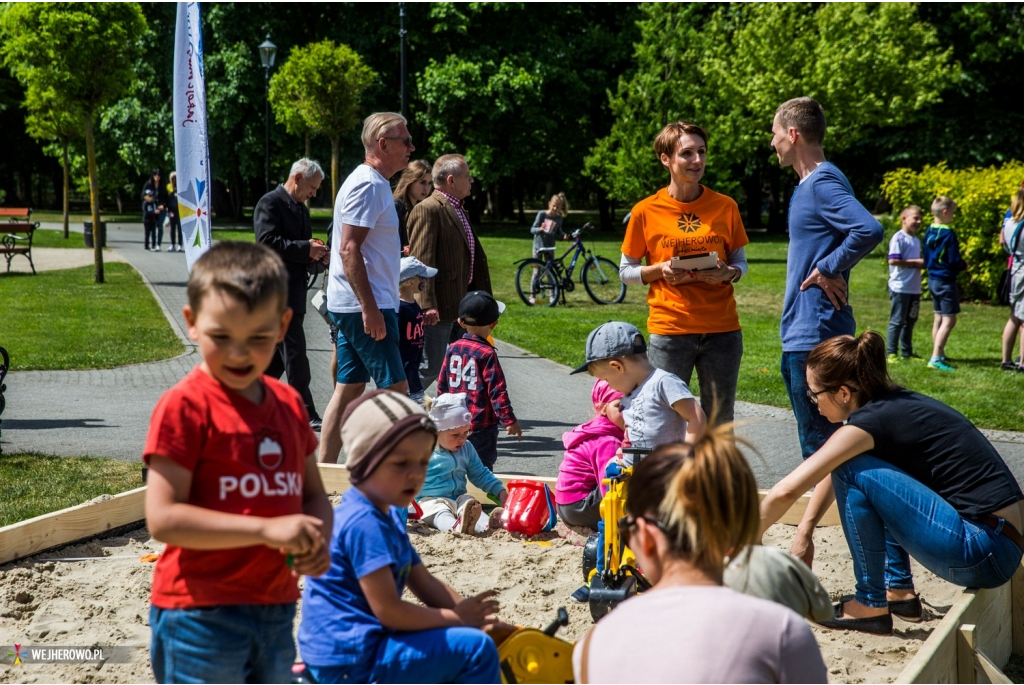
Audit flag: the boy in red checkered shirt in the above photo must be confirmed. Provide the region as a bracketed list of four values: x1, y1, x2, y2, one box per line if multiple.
[436, 291, 522, 470]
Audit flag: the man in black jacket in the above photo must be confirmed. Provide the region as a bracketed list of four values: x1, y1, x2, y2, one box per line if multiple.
[254, 158, 329, 429]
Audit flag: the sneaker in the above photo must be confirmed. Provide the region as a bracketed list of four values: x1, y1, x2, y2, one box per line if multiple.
[154, 245, 161, 252]
[454, 499, 482, 535]
[527, 296, 536, 305]
[309, 416, 322, 432]
[928, 357, 955, 371]
[1002, 361, 1019, 372]
[886, 353, 900, 364]
[571, 584, 591, 603]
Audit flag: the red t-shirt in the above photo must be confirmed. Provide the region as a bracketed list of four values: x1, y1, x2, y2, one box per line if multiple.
[143, 367, 319, 609]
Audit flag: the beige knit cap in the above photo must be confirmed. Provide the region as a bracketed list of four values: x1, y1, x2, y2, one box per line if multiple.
[340, 389, 437, 484]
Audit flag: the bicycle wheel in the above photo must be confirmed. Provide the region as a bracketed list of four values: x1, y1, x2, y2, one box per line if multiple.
[583, 256, 626, 304]
[515, 259, 560, 307]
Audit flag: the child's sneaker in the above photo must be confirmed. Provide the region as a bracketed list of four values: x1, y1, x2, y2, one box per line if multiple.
[571, 584, 591, 603]
[886, 353, 900, 364]
[454, 499, 482, 535]
[488, 507, 505, 530]
[928, 356, 955, 371]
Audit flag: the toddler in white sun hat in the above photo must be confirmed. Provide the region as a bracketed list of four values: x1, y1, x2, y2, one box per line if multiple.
[417, 393, 509, 534]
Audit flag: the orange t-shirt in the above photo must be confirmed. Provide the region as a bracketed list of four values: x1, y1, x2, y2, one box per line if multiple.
[622, 187, 748, 336]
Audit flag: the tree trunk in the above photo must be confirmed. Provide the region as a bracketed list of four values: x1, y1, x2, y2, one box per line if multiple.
[84, 111, 104, 283]
[62, 141, 70, 239]
[596, 187, 613, 231]
[330, 137, 340, 203]
[305, 131, 311, 159]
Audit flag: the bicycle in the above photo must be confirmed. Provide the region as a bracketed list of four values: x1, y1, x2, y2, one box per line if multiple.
[514, 223, 626, 307]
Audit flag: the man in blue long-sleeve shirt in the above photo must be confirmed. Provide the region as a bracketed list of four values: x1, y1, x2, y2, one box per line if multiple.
[769, 97, 883, 580]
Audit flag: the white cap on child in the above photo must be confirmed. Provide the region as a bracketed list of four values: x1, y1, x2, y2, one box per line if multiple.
[428, 393, 472, 432]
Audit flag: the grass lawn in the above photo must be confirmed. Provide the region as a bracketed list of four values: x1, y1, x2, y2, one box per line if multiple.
[0, 262, 184, 370]
[477, 226, 1024, 431]
[28, 227, 120, 249]
[0, 453, 142, 527]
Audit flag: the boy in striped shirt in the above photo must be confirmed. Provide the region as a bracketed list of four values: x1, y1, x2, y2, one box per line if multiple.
[437, 291, 522, 470]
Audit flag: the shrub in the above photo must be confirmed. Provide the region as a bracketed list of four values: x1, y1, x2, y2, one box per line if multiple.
[880, 161, 1024, 301]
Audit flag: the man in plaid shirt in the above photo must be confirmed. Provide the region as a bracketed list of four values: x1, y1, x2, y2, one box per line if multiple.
[437, 291, 523, 470]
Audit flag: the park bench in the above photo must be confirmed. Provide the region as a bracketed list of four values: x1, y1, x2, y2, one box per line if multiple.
[0, 207, 38, 275]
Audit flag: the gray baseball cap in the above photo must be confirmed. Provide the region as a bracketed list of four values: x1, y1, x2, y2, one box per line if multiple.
[570, 321, 647, 374]
[399, 256, 438, 282]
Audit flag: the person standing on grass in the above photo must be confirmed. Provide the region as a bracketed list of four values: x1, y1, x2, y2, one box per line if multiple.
[254, 158, 329, 431]
[407, 154, 492, 392]
[1000, 183, 1024, 372]
[618, 121, 749, 426]
[886, 205, 925, 361]
[319, 112, 414, 464]
[527, 193, 570, 303]
[770, 96, 882, 566]
[923, 196, 967, 371]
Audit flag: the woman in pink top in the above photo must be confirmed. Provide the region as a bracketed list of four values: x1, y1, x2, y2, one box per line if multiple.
[555, 380, 625, 529]
[573, 424, 827, 684]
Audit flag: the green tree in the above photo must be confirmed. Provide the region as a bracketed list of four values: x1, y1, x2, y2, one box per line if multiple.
[588, 3, 958, 227]
[24, 87, 80, 238]
[269, 40, 376, 200]
[1, 2, 146, 283]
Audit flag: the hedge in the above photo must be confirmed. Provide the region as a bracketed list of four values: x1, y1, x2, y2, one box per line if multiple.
[880, 161, 1024, 301]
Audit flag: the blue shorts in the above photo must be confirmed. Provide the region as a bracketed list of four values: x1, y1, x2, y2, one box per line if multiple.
[930, 276, 960, 315]
[329, 310, 406, 388]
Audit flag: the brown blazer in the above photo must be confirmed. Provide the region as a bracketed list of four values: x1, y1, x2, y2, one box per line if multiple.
[406, 192, 491, 320]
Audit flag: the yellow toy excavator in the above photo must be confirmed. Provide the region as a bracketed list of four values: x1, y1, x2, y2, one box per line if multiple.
[496, 608, 574, 684]
[581, 448, 652, 621]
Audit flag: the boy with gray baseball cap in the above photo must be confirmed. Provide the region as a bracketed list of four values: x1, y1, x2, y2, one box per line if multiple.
[572, 322, 705, 461]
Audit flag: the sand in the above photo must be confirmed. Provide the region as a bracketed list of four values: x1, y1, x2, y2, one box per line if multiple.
[0, 521, 962, 684]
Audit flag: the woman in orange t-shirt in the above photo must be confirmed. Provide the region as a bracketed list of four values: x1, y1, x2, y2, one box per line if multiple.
[619, 121, 749, 424]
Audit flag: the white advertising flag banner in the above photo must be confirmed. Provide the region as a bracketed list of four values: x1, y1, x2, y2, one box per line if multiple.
[173, 1, 213, 271]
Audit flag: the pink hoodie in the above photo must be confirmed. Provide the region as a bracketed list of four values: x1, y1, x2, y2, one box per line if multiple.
[555, 381, 625, 505]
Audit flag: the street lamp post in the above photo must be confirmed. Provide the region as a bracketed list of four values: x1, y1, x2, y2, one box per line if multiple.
[258, 34, 277, 194]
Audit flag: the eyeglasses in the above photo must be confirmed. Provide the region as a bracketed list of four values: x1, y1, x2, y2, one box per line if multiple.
[805, 387, 832, 405]
[618, 515, 669, 541]
[383, 135, 414, 148]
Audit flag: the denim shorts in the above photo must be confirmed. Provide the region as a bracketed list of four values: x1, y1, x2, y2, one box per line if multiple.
[329, 309, 405, 388]
[930, 276, 961, 315]
[149, 603, 296, 684]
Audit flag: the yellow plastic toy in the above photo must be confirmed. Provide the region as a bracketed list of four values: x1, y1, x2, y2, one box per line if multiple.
[497, 608, 574, 684]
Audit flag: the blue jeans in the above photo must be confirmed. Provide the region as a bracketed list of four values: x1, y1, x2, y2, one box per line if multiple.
[648, 330, 743, 425]
[306, 627, 499, 684]
[780, 351, 841, 459]
[150, 603, 296, 684]
[887, 290, 920, 356]
[469, 423, 500, 471]
[832, 455, 1023, 608]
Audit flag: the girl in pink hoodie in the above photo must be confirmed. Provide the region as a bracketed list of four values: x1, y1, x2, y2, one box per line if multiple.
[556, 380, 626, 529]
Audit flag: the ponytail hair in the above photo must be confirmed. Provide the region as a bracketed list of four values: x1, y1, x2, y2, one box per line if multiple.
[625, 422, 760, 580]
[548, 192, 568, 217]
[805, 330, 899, 402]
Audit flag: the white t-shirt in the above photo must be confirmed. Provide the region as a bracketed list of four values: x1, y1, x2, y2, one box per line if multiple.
[328, 164, 401, 313]
[573, 585, 827, 684]
[887, 230, 922, 294]
[621, 368, 694, 452]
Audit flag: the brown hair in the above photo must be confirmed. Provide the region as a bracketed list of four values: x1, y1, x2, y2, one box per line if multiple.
[626, 423, 760, 580]
[775, 97, 826, 146]
[1011, 186, 1024, 223]
[393, 159, 433, 209]
[654, 121, 709, 159]
[805, 330, 899, 403]
[931, 196, 957, 216]
[186, 242, 288, 314]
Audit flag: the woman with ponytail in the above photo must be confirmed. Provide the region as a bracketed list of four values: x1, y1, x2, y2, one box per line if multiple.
[574, 425, 827, 683]
[761, 330, 1024, 635]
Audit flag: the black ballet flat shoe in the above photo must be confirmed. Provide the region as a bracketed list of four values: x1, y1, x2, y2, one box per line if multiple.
[814, 601, 893, 635]
[841, 593, 923, 623]
[309, 416, 323, 432]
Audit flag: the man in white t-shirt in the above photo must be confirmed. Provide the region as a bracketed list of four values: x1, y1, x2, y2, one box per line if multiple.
[319, 112, 415, 464]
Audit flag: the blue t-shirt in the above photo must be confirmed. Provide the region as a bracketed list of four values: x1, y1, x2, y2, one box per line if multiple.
[297, 487, 421, 667]
[398, 299, 425, 394]
[781, 162, 883, 352]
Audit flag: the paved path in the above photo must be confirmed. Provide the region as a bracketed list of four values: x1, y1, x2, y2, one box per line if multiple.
[4, 223, 1024, 489]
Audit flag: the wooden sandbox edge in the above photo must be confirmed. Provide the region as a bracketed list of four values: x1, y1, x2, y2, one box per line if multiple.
[0, 465, 838, 566]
